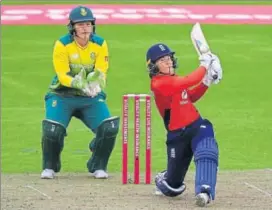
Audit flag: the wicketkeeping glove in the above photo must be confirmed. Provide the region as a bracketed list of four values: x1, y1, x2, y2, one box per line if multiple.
[71, 69, 92, 96]
[87, 70, 106, 90]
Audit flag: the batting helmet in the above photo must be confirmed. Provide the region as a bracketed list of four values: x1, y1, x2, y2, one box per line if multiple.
[146, 43, 177, 77]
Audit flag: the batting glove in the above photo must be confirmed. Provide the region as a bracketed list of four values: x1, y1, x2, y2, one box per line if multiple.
[210, 59, 223, 85]
[202, 59, 223, 86]
[199, 53, 219, 70]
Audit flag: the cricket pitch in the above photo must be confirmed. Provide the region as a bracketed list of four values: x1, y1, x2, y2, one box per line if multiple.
[2, 170, 272, 210]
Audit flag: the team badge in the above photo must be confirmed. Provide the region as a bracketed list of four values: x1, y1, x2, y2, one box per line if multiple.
[181, 90, 188, 99]
[90, 52, 96, 60]
[80, 8, 87, 16]
[180, 90, 188, 105]
[52, 100, 57, 107]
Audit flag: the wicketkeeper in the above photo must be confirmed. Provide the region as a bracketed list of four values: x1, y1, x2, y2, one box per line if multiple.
[146, 43, 222, 207]
[41, 5, 120, 179]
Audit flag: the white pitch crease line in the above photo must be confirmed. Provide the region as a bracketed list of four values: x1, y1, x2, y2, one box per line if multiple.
[244, 182, 272, 198]
[25, 185, 52, 199]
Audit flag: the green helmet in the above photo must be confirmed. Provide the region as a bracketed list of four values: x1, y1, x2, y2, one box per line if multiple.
[68, 6, 96, 34]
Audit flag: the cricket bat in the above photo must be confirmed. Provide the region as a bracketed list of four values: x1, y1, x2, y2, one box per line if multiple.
[190, 22, 218, 79]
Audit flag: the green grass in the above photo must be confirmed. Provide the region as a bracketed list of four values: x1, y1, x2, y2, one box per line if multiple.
[3, 0, 272, 5]
[2, 24, 272, 174]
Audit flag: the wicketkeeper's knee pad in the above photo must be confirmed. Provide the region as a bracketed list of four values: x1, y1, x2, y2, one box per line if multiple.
[87, 116, 120, 173]
[194, 137, 219, 200]
[42, 120, 66, 172]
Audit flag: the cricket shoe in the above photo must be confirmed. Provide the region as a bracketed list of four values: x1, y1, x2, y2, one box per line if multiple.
[195, 185, 212, 207]
[154, 170, 167, 195]
[154, 186, 163, 195]
[92, 170, 109, 179]
[195, 193, 211, 207]
[41, 169, 55, 179]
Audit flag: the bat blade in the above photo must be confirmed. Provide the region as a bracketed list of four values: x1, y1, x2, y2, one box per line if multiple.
[190, 22, 211, 56]
[190, 22, 218, 80]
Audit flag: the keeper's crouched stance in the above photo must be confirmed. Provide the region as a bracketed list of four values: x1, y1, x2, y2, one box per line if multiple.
[41, 116, 119, 179]
[41, 5, 120, 179]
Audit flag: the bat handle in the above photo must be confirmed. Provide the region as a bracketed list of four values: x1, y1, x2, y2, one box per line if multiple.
[210, 59, 218, 80]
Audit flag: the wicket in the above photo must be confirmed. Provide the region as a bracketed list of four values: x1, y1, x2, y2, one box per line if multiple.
[122, 94, 152, 184]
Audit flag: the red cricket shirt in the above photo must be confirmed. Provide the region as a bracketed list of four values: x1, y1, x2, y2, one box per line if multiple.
[151, 66, 208, 131]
